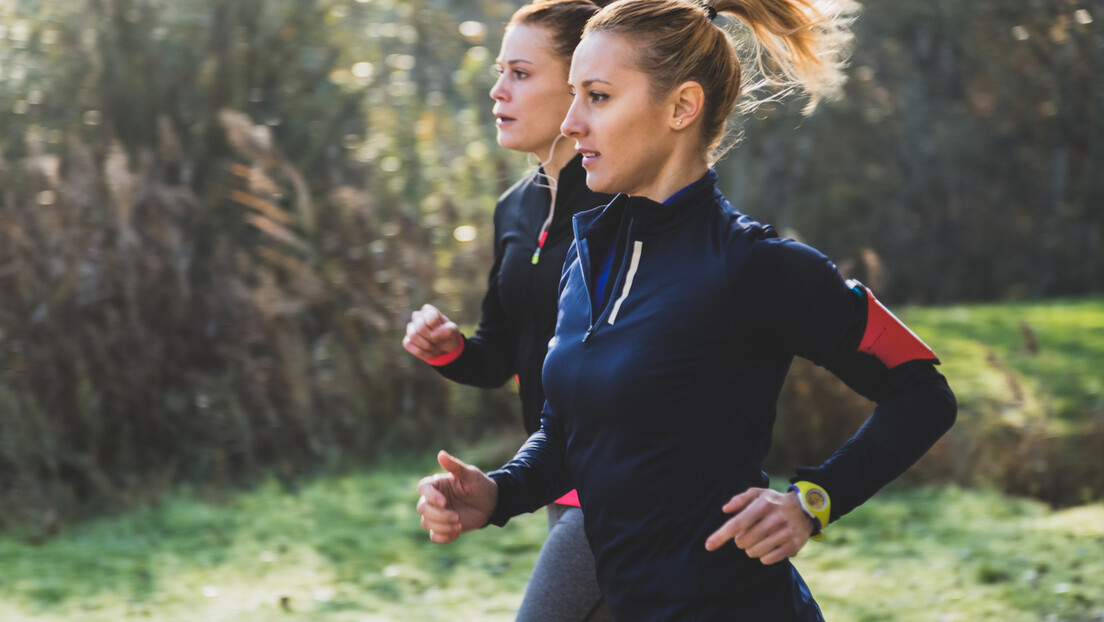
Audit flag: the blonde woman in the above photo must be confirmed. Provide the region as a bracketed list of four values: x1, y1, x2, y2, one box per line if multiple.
[404, 1, 614, 619]
[416, 0, 955, 619]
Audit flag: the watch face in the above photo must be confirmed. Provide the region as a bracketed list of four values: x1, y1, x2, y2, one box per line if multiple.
[805, 489, 827, 512]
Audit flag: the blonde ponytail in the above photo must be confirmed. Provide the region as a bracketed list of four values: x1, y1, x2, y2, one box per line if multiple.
[716, 0, 858, 113]
[585, 0, 859, 161]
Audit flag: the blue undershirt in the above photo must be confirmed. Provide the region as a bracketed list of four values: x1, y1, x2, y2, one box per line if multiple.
[590, 180, 699, 311]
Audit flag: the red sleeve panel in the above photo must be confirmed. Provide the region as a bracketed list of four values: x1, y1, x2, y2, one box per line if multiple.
[853, 282, 939, 369]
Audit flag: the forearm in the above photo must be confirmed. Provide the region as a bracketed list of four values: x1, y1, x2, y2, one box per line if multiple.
[486, 423, 573, 526]
[795, 364, 956, 521]
[432, 333, 516, 389]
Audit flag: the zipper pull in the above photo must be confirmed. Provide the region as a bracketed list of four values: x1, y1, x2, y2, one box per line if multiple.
[583, 325, 594, 342]
[531, 230, 549, 265]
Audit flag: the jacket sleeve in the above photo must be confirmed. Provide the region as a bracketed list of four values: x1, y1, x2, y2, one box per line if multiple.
[744, 237, 957, 522]
[485, 401, 574, 526]
[431, 202, 517, 389]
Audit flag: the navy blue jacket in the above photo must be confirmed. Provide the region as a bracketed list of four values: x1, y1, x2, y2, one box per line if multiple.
[488, 171, 956, 621]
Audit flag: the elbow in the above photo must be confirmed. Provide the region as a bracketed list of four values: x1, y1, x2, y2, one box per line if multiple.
[898, 363, 958, 435]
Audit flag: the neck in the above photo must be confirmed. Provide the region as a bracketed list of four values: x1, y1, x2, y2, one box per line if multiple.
[640, 156, 710, 204]
[624, 128, 711, 203]
[535, 134, 575, 180]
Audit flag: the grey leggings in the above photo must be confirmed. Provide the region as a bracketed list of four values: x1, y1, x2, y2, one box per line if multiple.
[515, 504, 611, 622]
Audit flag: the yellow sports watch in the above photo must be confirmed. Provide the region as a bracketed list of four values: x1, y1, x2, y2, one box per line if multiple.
[789, 481, 830, 542]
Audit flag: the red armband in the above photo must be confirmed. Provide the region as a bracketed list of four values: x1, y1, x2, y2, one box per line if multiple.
[425, 338, 465, 366]
[852, 282, 938, 369]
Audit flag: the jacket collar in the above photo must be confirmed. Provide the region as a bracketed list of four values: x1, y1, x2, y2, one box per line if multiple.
[574, 169, 722, 239]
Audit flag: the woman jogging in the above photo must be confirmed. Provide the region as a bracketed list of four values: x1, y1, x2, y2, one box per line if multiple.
[403, 1, 613, 620]
[416, 0, 956, 619]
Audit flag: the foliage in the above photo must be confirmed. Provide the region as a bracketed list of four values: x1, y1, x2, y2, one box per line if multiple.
[0, 0, 521, 525]
[0, 0, 1101, 525]
[717, 0, 1103, 303]
[0, 462, 1100, 621]
[899, 298, 1104, 506]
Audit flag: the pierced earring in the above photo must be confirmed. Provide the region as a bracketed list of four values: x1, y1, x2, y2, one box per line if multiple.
[676, 119, 683, 126]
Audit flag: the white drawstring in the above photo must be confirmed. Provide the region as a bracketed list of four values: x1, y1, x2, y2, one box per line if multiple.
[528, 133, 565, 265]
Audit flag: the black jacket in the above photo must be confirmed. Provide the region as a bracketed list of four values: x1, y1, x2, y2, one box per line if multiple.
[433, 154, 614, 434]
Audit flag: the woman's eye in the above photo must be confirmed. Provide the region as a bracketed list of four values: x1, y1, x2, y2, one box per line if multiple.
[492, 65, 504, 77]
[513, 70, 528, 80]
[589, 91, 608, 103]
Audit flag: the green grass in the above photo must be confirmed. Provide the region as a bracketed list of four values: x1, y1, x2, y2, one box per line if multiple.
[0, 460, 1101, 621]
[1, 297, 1101, 620]
[0, 457, 546, 621]
[795, 484, 1104, 622]
[900, 297, 1104, 428]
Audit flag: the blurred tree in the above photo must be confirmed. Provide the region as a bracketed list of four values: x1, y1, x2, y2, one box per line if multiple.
[716, 0, 1103, 303]
[0, 0, 523, 524]
[0, 0, 1100, 524]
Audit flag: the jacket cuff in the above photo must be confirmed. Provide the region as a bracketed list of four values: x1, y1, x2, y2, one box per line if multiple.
[486, 469, 518, 527]
[426, 337, 465, 366]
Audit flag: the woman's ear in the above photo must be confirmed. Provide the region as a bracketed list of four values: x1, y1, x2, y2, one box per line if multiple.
[670, 80, 705, 130]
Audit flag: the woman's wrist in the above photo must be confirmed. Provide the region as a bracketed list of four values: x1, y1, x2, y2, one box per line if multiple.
[789, 481, 830, 541]
[425, 337, 465, 366]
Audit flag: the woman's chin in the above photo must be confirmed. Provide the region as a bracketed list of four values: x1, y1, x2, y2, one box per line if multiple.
[583, 172, 614, 195]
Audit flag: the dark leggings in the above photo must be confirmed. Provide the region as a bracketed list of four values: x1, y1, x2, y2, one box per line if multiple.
[515, 504, 611, 622]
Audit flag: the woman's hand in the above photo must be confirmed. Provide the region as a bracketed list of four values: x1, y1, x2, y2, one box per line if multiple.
[403, 304, 463, 362]
[703, 487, 814, 564]
[416, 451, 498, 544]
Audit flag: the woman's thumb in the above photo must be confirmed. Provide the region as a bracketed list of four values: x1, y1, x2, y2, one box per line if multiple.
[437, 450, 469, 479]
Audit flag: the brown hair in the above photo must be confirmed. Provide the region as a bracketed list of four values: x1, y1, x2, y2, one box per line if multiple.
[508, 0, 611, 67]
[584, 0, 858, 161]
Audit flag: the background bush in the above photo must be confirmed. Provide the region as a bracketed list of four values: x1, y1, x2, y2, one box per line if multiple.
[0, 0, 1100, 526]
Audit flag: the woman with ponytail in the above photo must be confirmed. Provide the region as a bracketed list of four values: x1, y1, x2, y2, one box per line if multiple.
[417, 0, 956, 619]
[403, 1, 612, 620]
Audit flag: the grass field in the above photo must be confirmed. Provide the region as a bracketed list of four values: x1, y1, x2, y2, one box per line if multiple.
[1, 298, 1102, 621]
[0, 459, 1101, 621]
[901, 297, 1104, 428]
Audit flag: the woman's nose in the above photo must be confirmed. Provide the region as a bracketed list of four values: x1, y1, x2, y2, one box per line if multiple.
[561, 101, 584, 138]
[489, 74, 508, 101]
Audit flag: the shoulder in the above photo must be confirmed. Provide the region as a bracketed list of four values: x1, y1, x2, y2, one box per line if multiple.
[495, 171, 536, 213]
[744, 236, 839, 293]
[714, 203, 838, 294]
[750, 235, 832, 270]
[492, 171, 545, 233]
[710, 196, 778, 262]
[497, 170, 534, 203]
[716, 200, 774, 242]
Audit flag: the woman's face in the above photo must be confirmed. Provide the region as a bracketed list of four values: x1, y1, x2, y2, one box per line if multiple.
[490, 24, 572, 158]
[561, 32, 682, 200]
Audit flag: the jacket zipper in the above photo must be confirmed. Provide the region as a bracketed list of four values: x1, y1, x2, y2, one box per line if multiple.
[573, 216, 596, 341]
[580, 219, 640, 342]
